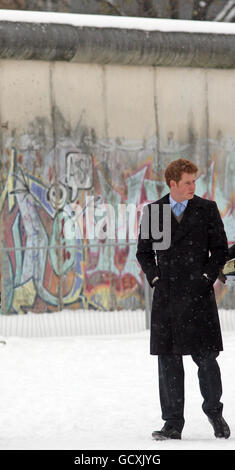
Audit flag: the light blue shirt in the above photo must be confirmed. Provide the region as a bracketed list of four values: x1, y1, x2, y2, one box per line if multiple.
[169, 195, 188, 215]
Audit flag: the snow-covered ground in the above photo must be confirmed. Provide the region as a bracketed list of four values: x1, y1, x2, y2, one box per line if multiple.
[0, 309, 234, 450]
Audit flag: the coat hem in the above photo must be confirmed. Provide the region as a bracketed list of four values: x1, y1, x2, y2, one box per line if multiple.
[150, 347, 223, 356]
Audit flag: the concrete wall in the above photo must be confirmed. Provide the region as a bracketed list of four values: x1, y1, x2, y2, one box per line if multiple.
[70, 0, 228, 21]
[0, 58, 234, 313]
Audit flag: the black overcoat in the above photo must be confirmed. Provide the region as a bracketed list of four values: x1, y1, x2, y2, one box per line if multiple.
[228, 244, 235, 260]
[136, 194, 228, 355]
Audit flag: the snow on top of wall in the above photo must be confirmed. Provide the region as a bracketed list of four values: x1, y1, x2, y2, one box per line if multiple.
[0, 9, 235, 35]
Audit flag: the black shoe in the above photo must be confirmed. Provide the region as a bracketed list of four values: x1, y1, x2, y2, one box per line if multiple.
[208, 416, 230, 439]
[152, 423, 181, 440]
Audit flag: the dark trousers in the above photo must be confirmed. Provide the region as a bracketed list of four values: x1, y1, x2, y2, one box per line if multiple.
[158, 352, 223, 433]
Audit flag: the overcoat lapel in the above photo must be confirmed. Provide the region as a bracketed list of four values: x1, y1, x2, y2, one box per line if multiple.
[156, 193, 197, 247]
[171, 197, 196, 246]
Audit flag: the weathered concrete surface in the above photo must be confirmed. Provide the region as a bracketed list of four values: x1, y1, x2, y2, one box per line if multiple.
[1, 21, 235, 68]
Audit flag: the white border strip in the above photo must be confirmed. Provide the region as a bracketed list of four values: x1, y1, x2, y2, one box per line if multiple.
[0, 10, 235, 35]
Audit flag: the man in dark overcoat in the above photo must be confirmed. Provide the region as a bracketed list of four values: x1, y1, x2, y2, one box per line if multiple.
[136, 158, 230, 440]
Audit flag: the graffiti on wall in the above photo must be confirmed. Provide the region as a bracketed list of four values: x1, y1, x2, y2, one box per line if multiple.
[0, 136, 234, 314]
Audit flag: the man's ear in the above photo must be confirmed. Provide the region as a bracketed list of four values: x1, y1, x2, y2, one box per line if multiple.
[169, 179, 176, 189]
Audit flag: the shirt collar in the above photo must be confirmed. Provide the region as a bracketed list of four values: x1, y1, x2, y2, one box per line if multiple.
[169, 194, 188, 208]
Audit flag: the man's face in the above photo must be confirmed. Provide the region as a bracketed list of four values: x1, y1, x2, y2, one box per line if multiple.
[170, 172, 196, 201]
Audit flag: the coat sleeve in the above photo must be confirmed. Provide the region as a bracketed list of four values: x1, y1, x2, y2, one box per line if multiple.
[228, 244, 235, 260]
[136, 204, 160, 287]
[203, 201, 229, 283]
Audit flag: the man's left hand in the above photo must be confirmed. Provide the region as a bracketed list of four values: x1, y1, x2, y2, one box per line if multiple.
[218, 270, 227, 284]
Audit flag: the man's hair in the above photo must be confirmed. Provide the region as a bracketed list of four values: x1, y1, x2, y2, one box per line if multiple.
[165, 158, 198, 187]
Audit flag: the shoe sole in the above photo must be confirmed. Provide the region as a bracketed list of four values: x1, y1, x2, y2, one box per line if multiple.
[152, 433, 181, 441]
[215, 432, 230, 439]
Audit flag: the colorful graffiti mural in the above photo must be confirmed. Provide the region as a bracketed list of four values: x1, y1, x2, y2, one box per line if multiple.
[0, 136, 234, 314]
